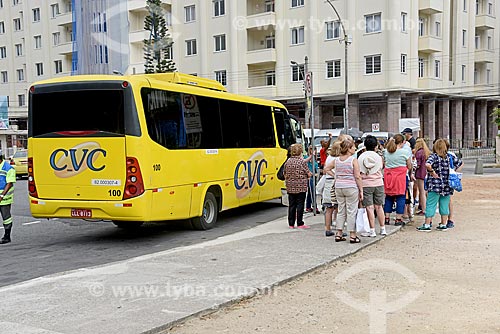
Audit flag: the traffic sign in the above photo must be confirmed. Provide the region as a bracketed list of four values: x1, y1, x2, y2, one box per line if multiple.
[372, 123, 380, 132]
[305, 72, 312, 94]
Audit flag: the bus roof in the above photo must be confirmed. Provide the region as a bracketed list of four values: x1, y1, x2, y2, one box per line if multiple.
[31, 73, 286, 109]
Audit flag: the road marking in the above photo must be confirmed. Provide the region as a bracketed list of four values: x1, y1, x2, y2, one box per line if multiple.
[23, 221, 41, 226]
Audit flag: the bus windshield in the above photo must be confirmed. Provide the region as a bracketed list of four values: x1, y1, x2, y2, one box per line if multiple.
[30, 89, 125, 137]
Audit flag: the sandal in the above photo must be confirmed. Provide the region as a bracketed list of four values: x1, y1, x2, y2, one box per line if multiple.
[349, 236, 361, 244]
[335, 235, 346, 242]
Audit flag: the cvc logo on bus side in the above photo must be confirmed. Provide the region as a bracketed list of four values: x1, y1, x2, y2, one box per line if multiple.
[49, 142, 106, 178]
[233, 151, 267, 199]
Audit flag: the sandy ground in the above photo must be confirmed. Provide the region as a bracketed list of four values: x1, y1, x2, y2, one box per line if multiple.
[168, 177, 500, 334]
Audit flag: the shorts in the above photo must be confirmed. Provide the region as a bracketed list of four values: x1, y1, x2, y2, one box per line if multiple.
[362, 186, 385, 207]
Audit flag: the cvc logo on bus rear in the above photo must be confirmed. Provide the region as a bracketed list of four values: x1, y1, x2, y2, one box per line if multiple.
[49, 142, 106, 178]
[233, 151, 268, 199]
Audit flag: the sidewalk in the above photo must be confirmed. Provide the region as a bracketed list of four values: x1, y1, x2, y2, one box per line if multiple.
[0, 212, 400, 334]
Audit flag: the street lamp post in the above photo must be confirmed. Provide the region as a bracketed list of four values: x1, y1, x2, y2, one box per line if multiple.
[325, 0, 351, 135]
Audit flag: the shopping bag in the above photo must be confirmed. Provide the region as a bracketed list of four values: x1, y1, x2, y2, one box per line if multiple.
[316, 175, 326, 195]
[355, 208, 370, 234]
[448, 156, 463, 192]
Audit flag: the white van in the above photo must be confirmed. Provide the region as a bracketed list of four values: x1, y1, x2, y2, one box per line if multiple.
[361, 131, 394, 144]
[313, 128, 345, 149]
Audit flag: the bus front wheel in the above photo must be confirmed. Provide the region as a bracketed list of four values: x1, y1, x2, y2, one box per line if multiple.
[112, 221, 143, 229]
[191, 192, 218, 230]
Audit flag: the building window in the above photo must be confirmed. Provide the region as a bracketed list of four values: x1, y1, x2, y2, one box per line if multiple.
[265, 35, 275, 48]
[488, 1, 493, 15]
[401, 12, 407, 32]
[464, 0, 467, 11]
[13, 0, 19, 5]
[365, 55, 381, 74]
[418, 18, 424, 36]
[33, 8, 41, 22]
[265, 0, 275, 12]
[487, 36, 492, 49]
[15, 43, 22, 56]
[185, 5, 196, 23]
[434, 60, 441, 78]
[435, 22, 441, 37]
[214, 34, 226, 52]
[16, 69, 24, 81]
[1, 71, 7, 83]
[13, 18, 22, 31]
[401, 54, 407, 73]
[291, 26, 304, 45]
[50, 3, 60, 17]
[291, 0, 304, 7]
[165, 46, 173, 60]
[0, 46, 6, 59]
[0, 22, 4, 34]
[291, 64, 304, 82]
[266, 70, 276, 86]
[215, 70, 227, 86]
[486, 69, 491, 84]
[34, 35, 42, 49]
[0, 0, 3, 8]
[462, 30, 467, 46]
[475, 35, 480, 49]
[54, 60, 62, 74]
[214, 0, 225, 16]
[53, 32, 60, 46]
[186, 39, 197, 55]
[36, 62, 44, 76]
[365, 13, 381, 33]
[474, 68, 479, 84]
[461, 65, 466, 82]
[475, 0, 480, 14]
[418, 58, 425, 78]
[18, 94, 25, 107]
[326, 21, 341, 40]
[326, 60, 341, 78]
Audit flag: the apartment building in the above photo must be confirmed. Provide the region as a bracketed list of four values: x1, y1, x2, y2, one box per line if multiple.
[163, 0, 500, 145]
[0, 0, 498, 154]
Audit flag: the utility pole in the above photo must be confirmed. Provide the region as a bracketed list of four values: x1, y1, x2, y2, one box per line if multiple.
[326, 0, 351, 134]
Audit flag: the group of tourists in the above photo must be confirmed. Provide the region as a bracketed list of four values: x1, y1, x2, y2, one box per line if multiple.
[283, 128, 464, 242]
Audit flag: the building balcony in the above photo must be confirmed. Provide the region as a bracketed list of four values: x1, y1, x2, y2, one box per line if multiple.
[247, 85, 277, 99]
[55, 12, 73, 27]
[128, 0, 147, 11]
[418, 77, 443, 90]
[475, 14, 496, 30]
[475, 49, 495, 63]
[247, 48, 276, 64]
[418, 36, 442, 53]
[419, 0, 443, 14]
[246, 11, 276, 30]
[129, 30, 149, 44]
[55, 42, 73, 55]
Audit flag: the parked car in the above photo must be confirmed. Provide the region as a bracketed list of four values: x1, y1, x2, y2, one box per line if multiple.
[361, 131, 394, 145]
[10, 149, 28, 177]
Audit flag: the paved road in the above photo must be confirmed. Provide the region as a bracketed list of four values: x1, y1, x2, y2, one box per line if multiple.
[1, 179, 287, 287]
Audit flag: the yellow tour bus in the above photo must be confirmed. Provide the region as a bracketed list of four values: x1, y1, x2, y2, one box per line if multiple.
[28, 73, 303, 229]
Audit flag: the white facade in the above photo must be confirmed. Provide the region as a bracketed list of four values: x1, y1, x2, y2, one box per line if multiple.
[0, 0, 498, 153]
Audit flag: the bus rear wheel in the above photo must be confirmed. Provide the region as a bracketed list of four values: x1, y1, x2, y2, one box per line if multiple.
[112, 221, 143, 229]
[191, 192, 218, 230]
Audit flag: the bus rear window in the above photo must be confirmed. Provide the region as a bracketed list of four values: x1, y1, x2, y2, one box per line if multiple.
[30, 90, 125, 137]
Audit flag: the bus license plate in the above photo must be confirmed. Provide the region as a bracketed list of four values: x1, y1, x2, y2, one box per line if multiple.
[71, 209, 92, 218]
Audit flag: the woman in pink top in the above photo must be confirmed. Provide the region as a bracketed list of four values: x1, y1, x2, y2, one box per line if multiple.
[324, 138, 363, 243]
[358, 135, 386, 237]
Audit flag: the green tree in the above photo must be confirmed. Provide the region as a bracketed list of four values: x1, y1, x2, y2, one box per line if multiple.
[143, 0, 176, 73]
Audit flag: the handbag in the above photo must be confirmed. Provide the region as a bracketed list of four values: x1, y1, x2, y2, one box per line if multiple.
[277, 159, 287, 181]
[448, 156, 462, 192]
[316, 175, 326, 195]
[355, 208, 370, 234]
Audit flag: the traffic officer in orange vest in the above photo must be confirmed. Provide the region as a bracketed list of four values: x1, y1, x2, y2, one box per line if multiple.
[0, 153, 15, 244]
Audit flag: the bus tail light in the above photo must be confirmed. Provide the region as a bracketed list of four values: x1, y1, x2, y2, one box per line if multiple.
[123, 157, 144, 200]
[28, 157, 38, 198]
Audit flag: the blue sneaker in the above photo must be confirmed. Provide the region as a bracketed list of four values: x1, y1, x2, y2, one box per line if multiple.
[436, 224, 448, 231]
[446, 220, 455, 228]
[416, 224, 431, 232]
